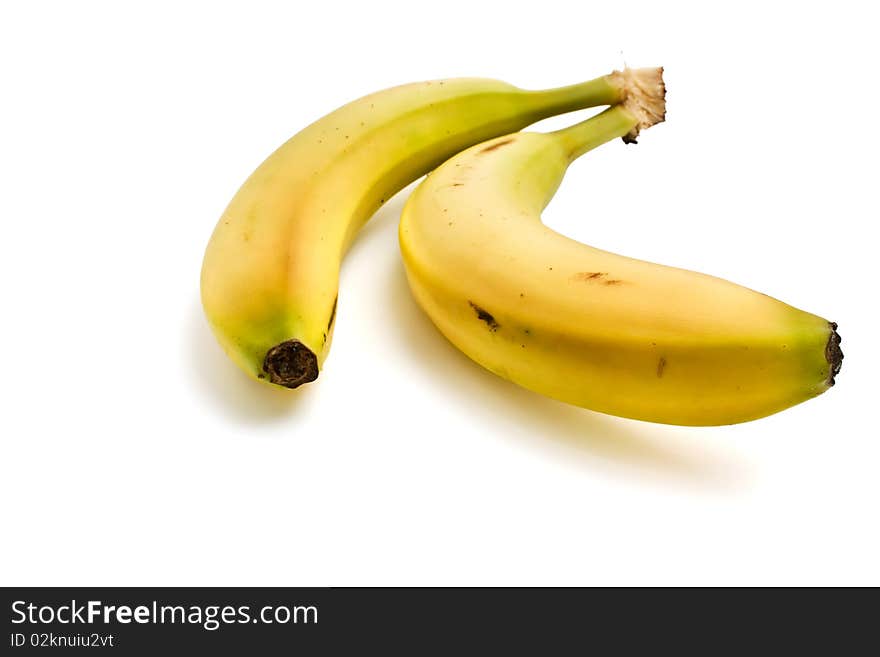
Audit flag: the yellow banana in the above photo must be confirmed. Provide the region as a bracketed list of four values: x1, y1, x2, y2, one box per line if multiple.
[202, 71, 642, 388]
[399, 69, 842, 426]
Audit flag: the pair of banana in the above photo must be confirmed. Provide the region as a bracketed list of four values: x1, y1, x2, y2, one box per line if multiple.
[201, 67, 842, 426]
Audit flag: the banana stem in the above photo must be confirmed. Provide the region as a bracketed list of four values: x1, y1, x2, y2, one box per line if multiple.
[551, 106, 639, 160]
[551, 67, 667, 160]
[527, 76, 624, 118]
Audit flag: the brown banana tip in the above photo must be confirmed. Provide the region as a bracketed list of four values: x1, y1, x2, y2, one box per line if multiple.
[262, 340, 319, 389]
[825, 322, 843, 386]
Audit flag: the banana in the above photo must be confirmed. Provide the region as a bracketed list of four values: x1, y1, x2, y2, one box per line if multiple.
[399, 69, 842, 426]
[202, 71, 642, 388]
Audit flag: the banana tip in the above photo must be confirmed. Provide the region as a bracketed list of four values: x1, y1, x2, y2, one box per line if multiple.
[826, 322, 843, 386]
[262, 340, 319, 389]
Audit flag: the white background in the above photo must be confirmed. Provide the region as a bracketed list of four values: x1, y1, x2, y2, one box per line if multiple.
[2, 1, 877, 586]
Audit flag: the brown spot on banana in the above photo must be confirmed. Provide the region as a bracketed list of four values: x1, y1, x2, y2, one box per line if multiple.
[327, 296, 338, 332]
[479, 138, 514, 154]
[468, 301, 499, 331]
[572, 272, 607, 281]
[570, 272, 626, 285]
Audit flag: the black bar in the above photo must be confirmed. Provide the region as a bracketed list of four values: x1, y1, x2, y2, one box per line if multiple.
[1, 587, 875, 654]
